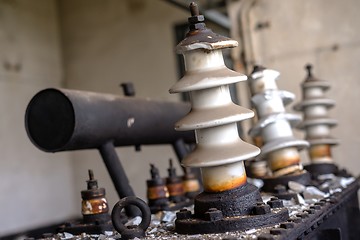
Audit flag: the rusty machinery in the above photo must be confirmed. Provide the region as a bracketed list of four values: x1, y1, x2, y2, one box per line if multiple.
[58, 170, 114, 234]
[146, 159, 200, 213]
[169, 3, 288, 234]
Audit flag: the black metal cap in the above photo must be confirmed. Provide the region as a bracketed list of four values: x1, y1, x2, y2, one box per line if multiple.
[81, 170, 106, 199]
[176, 2, 237, 53]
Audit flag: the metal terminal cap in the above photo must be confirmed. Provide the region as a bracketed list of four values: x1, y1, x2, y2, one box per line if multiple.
[176, 2, 237, 53]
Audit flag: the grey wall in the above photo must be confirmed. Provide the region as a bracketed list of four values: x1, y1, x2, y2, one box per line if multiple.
[0, 0, 77, 236]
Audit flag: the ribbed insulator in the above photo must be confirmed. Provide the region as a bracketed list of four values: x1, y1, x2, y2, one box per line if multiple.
[293, 64, 338, 164]
[248, 66, 309, 177]
[170, 6, 260, 193]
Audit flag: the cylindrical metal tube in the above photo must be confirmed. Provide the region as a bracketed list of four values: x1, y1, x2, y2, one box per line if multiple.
[25, 88, 194, 152]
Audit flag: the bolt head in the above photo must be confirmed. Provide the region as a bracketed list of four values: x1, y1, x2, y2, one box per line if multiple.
[188, 15, 205, 24]
[253, 203, 271, 215]
[289, 217, 302, 223]
[189, 23, 206, 31]
[204, 209, 223, 221]
[176, 209, 192, 220]
[267, 199, 284, 208]
[280, 222, 295, 229]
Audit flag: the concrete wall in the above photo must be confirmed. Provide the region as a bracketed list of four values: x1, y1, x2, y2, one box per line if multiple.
[0, 0, 77, 236]
[248, 0, 360, 174]
[58, 0, 188, 210]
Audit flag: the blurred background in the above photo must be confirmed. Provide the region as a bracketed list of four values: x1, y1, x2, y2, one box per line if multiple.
[0, 0, 359, 237]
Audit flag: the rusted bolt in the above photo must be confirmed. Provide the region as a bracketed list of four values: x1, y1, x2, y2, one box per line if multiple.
[270, 228, 286, 235]
[305, 209, 315, 214]
[274, 184, 287, 194]
[315, 201, 325, 206]
[288, 217, 302, 223]
[296, 212, 309, 219]
[310, 205, 321, 210]
[111, 196, 151, 240]
[280, 222, 295, 229]
[176, 209, 192, 220]
[253, 203, 271, 215]
[257, 233, 274, 240]
[267, 198, 284, 208]
[204, 208, 223, 221]
[188, 2, 206, 31]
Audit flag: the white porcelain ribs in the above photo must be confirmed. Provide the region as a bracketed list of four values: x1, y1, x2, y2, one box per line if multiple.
[248, 66, 309, 177]
[170, 4, 260, 193]
[293, 64, 338, 164]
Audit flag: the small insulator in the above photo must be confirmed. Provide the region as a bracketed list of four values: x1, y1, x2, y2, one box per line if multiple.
[166, 159, 186, 203]
[248, 66, 309, 177]
[146, 164, 169, 211]
[293, 64, 338, 164]
[81, 170, 109, 223]
[182, 167, 201, 198]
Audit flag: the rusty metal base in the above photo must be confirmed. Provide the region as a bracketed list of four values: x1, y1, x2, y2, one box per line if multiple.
[175, 183, 289, 234]
[58, 213, 115, 235]
[262, 171, 311, 193]
[304, 163, 338, 177]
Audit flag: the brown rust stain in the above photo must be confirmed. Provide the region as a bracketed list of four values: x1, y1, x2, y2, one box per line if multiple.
[203, 175, 247, 192]
[183, 179, 201, 193]
[268, 153, 300, 171]
[167, 183, 185, 197]
[309, 144, 331, 159]
[147, 186, 169, 200]
[82, 198, 109, 215]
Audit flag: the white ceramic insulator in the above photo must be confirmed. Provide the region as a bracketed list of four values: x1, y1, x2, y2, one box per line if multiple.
[304, 105, 328, 118]
[262, 119, 294, 142]
[307, 124, 331, 138]
[248, 68, 308, 174]
[303, 86, 324, 99]
[170, 48, 260, 192]
[250, 69, 280, 94]
[294, 76, 339, 156]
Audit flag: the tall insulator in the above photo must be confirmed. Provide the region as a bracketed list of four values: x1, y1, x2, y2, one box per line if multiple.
[293, 64, 339, 175]
[170, 3, 288, 234]
[248, 66, 310, 193]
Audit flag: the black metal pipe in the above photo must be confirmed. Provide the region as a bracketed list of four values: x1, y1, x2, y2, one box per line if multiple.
[25, 88, 195, 213]
[25, 88, 194, 152]
[99, 141, 139, 217]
